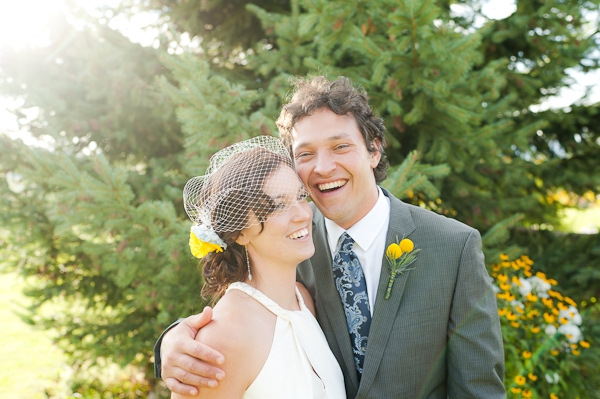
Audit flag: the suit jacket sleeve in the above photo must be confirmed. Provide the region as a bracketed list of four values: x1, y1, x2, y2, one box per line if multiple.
[447, 229, 505, 398]
[153, 318, 184, 378]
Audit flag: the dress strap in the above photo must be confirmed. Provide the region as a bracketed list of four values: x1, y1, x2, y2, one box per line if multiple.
[227, 282, 304, 320]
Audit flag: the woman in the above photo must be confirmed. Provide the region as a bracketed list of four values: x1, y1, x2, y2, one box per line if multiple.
[173, 136, 345, 399]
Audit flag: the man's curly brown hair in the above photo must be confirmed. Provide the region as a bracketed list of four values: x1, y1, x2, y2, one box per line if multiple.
[276, 76, 388, 183]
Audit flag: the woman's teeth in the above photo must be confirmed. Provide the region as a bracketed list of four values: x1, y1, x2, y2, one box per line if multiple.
[287, 228, 309, 240]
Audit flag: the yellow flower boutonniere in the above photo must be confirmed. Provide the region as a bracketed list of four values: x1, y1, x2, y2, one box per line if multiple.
[385, 237, 421, 299]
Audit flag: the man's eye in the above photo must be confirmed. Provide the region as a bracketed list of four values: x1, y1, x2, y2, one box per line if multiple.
[295, 152, 310, 159]
[334, 144, 349, 150]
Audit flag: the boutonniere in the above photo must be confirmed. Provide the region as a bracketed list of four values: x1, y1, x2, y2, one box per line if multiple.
[385, 237, 421, 299]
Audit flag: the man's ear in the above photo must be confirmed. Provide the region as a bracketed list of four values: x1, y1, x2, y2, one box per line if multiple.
[369, 138, 382, 167]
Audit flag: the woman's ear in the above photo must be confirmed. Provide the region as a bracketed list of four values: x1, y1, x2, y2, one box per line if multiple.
[235, 230, 250, 246]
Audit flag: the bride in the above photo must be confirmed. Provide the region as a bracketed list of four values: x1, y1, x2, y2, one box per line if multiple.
[172, 136, 345, 399]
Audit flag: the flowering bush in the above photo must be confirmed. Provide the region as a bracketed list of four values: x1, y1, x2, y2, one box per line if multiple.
[491, 255, 591, 398]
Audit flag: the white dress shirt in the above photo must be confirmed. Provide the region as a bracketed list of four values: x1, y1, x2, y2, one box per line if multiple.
[324, 186, 391, 315]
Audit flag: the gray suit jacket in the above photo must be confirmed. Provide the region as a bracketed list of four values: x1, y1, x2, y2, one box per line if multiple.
[297, 188, 505, 399]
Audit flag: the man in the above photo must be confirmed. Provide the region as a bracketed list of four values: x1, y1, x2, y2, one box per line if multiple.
[155, 76, 505, 398]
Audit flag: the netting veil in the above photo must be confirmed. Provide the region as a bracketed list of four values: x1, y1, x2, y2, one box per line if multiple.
[183, 136, 308, 242]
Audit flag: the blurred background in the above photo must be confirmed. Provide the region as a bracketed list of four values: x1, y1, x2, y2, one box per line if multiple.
[1, 0, 599, 397]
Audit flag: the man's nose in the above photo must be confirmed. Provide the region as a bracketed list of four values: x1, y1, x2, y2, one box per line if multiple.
[313, 153, 336, 175]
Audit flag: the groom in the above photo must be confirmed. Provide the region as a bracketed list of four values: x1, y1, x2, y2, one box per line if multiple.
[156, 76, 505, 398]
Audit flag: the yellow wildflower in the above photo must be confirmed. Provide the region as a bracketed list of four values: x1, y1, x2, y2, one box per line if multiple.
[515, 306, 524, 314]
[559, 317, 568, 325]
[573, 349, 581, 356]
[526, 292, 538, 302]
[511, 321, 520, 328]
[498, 308, 507, 316]
[515, 375, 526, 386]
[542, 297, 554, 308]
[512, 275, 522, 286]
[522, 351, 532, 359]
[500, 254, 509, 261]
[500, 283, 511, 291]
[522, 389, 532, 398]
[570, 343, 578, 349]
[531, 326, 540, 334]
[580, 340, 590, 348]
[536, 271, 547, 280]
[497, 273, 509, 283]
[506, 292, 516, 301]
[549, 290, 564, 300]
[528, 373, 537, 381]
[550, 394, 559, 399]
[552, 308, 560, 316]
[550, 349, 560, 356]
[543, 313, 555, 324]
[548, 278, 558, 285]
[524, 271, 533, 277]
[565, 297, 577, 307]
[506, 311, 518, 321]
[386, 243, 402, 259]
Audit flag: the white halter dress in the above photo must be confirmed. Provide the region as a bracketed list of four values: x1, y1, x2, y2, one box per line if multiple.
[226, 282, 346, 399]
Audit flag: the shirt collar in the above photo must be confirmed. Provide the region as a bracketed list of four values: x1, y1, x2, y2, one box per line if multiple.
[325, 186, 390, 252]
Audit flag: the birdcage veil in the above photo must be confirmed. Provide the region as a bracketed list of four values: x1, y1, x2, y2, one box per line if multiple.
[183, 136, 308, 239]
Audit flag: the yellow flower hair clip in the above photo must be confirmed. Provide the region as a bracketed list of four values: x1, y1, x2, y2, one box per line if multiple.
[189, 225, 227, 259]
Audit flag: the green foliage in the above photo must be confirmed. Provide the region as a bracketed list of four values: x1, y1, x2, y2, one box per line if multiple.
[513, 228, 600, 302]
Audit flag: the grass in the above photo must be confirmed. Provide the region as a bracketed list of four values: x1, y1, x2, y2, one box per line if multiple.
[0, 272, 67, 398]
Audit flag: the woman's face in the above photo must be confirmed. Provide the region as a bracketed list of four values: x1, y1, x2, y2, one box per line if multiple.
[242, 165, 314, 267]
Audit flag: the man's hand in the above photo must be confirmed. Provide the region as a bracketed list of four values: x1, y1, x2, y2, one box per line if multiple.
[161, 307, 226, 396]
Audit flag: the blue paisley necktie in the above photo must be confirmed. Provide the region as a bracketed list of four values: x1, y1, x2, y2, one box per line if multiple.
[332, 232, 372, 379]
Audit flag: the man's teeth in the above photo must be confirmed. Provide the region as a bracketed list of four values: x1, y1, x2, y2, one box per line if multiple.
[318, 180, 346, 191]
[287, 228, 309, 240]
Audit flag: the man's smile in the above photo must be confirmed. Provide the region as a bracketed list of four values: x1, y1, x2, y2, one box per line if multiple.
[317, 180, 347, 193]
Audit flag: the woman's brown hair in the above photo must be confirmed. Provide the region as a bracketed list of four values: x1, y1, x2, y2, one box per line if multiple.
[199, 147, 289, 301]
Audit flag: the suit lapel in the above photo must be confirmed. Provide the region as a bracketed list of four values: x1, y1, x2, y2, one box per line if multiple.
[358, 189, 417, 394]
[311, 211, 360, 390]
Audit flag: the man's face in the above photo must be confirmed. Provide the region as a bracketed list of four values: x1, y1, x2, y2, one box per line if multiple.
[291, 108, 381, 229]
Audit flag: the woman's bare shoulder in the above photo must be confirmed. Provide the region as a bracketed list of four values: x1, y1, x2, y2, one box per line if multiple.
[191, 289, 277, 398]
[197, 289, 275, 351]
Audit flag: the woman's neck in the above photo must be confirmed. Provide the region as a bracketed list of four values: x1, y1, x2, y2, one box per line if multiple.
[243, 260, 300, 311]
